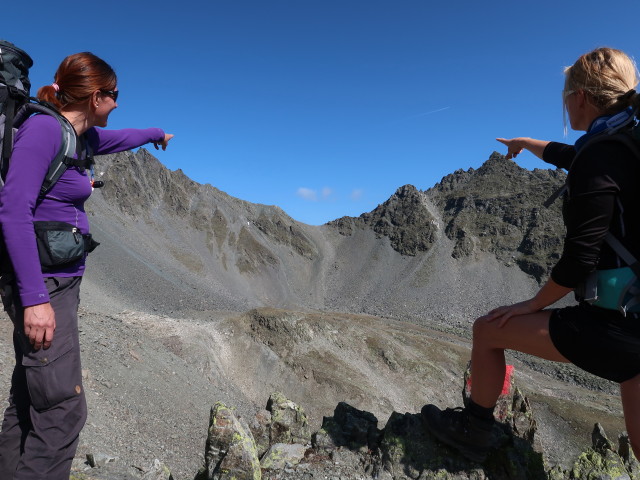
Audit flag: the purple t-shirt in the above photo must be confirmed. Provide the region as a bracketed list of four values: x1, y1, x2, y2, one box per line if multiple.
[0, 114, 165, 306]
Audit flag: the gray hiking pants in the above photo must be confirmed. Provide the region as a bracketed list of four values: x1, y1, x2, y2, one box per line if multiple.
[0, 276, 86, 480]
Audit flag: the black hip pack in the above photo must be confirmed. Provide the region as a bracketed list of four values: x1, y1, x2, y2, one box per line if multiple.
[33, 221, 99, 272]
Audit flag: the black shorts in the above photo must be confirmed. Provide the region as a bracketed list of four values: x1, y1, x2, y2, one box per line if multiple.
[549, 303, 640, 383]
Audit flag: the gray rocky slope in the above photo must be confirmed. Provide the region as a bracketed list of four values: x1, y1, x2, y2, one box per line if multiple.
[81, 150, 563, 326]
[0, 149, 630, 479]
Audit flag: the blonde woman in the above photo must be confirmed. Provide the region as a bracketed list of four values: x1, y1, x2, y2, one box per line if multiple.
[423, 47, 640, 462]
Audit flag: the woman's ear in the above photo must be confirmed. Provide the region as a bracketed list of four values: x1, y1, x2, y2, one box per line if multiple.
[91, 90, 100, 109]
[575, 89, 588, 109]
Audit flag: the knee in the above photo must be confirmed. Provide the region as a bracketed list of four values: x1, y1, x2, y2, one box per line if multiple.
[472, 316, 496, 345]
[69, 389, 88, 434]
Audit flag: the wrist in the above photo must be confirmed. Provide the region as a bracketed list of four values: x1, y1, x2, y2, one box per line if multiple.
[519, 137, 533, 149]
[527, 295, 545, 312]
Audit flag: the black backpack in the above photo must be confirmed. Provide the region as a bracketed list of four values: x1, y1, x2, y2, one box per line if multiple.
[543, 117, 640, 315]
[0, 39, 93, 195]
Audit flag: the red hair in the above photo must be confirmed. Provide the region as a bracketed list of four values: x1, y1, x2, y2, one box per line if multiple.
[37, 52, 117, 110]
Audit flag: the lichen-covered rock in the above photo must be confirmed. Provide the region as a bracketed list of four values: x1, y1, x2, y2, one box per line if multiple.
[249, 408, 272, 458]
[547, 424, 640, 479]
[86, 452, 117, 468]
[371, 364, 546, 479]
[204, 402, 261, 480]
[266, 392, 310, 445]
[376, 406, 547, 479]
[141, 459, 174, 480]
[260, 443, 306, 470]
[569, 448, 630, 480]
[593, 423, 616, 452]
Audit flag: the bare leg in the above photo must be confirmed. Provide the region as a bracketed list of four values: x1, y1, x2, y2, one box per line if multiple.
[620, 374, 640, 460]
[470, 310, 570, 408]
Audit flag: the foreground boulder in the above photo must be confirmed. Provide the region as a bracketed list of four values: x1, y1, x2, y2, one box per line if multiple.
[312, 401, 381, 454]
[548, 425, 640, 479]
[200, 402, 261, 480]
[249, 392, 311, 461]
[194, 371, 640, 479]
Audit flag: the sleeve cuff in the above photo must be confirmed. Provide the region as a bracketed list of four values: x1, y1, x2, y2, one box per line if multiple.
[20, 289, 50, 307]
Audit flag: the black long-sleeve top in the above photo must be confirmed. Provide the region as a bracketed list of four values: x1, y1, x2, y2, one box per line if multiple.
[543, 139, 640, 288]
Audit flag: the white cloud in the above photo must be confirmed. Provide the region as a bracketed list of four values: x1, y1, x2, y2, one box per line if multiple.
[321, 187, 333, 199]
[351, 189, 364, 201]
[297, 187, 318, 201]
[297, 186, 336, 202]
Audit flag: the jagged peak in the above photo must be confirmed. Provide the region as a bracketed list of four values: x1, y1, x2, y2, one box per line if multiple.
[477, 151, 524, 175]
[391, 184, 421, 198]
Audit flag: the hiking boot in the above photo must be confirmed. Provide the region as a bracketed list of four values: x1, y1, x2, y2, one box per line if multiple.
[421, 404, 494, 463]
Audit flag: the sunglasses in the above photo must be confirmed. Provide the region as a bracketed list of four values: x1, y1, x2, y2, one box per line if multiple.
[101, 89, 119, 102]
[562, 89, 576, 102]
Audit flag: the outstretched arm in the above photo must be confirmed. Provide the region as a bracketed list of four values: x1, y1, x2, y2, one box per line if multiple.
[87, 127, 169, 155]
[496, 137, 550, 160]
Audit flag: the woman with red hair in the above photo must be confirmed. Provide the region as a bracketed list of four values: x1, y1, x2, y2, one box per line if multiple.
[0, 50, 172, 479]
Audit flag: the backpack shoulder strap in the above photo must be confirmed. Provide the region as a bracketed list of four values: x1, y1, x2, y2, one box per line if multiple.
[1, 95, 17, 179]
[12, 101, 77, 162]
[9, 101, 92, 197]
[39, 112, 78, 196]
[605, 232, 640, 278]
[606, 131, 640, 158]
[543, 129, 640, 208]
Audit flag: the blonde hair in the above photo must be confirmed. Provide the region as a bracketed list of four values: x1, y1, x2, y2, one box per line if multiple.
[565, 47, 640, 112]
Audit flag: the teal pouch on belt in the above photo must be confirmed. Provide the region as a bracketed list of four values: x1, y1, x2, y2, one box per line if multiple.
[592, 267, 640, 313]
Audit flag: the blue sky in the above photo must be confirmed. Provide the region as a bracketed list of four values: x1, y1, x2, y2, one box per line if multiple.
[4, 1, 640, 225]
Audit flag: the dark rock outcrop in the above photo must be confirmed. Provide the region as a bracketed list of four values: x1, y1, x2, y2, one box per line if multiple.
[428, 152, 566, 281]
[328, 184, 438, 256]
[327, 152, 566, 282]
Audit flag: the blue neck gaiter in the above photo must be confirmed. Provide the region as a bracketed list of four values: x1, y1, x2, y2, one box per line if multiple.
[575, 107, 635, 152]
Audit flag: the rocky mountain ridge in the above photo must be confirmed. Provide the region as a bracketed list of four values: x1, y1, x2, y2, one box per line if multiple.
[84, 149, 566, 326]
[329, 152, 567, 282]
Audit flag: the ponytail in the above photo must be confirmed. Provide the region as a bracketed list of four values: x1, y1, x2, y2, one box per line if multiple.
[628, 90, 640, 111]
[36, 84, 63, 110]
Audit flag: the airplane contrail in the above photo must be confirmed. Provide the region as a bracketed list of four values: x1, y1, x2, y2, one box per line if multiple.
[391, 106, 451, 124]
[413, 106, 450, 117]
